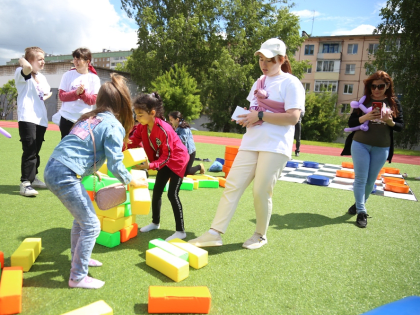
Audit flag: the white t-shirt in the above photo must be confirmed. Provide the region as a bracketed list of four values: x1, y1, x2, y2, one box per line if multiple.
[240, 72, 305, 158]
[15, 67, 50, 127]
[59, 70, 101, 122]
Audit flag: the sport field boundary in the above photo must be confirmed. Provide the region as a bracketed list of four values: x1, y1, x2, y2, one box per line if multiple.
[1, 121, 419, 165]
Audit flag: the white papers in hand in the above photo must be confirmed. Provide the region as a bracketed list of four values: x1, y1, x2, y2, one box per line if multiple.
[231, 106, 250, 121]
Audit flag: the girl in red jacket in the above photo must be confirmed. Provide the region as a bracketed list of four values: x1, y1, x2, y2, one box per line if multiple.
[129, 92, 189, 241]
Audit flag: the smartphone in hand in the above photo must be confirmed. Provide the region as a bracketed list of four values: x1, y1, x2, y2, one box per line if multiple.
[372, 102, 382, 112]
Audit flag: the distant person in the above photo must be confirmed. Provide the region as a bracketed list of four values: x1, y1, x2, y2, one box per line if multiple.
[188, 38, 305, 250]
[169, 111, 204, 175]
[57, 47, 101, 139]
[15, 47, 52, 197]
[341, 70, 404, 228]
[44, 74, 145, 289]
[294, 112, 304, 156]
[128, 93, 190, 241]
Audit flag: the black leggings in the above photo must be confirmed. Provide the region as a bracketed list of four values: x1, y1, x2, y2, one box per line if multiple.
[59, 117, 75, 139]
[18, 121, 47, 183]
[185, 151, 201, 175]
[294, 121, 301, 153]
[152, 166, 185, 231]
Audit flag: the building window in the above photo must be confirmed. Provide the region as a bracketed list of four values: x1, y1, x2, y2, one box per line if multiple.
[341, 103, 351, 113]
[107, 58, 110, 61]
[106, 63, 110, 67]
[304, 45, 314, 55]
[345, 64, 356, 74]
[314, 80, 338, 92]
[305, 64, 312, 73]
[344, 84, 353, 94]
[347, 44, 358, 54]
[111, 63, 116, 66]
[368, 43, 379, 54]
[317, 60, 335, 72]
[322, 43, 339, 53]
[302, 83, 311, 92]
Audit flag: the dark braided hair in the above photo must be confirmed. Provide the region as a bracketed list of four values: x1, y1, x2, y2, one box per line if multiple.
[132, 92, 165, 119]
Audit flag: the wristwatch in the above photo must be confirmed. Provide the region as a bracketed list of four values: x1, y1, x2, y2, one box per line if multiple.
[258, 111, 264, 121]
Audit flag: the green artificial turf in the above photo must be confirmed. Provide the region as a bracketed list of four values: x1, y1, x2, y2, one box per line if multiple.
[0, 127, 419, 314]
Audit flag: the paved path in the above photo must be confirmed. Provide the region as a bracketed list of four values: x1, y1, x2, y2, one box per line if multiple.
[1, 121, 419, 165]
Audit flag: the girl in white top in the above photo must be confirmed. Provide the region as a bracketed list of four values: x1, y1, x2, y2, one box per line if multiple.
[57, 47, 101, 139]
[189, 38, 305, 250]
[15, 46, 52, 197]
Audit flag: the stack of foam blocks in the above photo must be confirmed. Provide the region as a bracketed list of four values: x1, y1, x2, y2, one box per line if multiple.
[81, 148, 151, 248]
[219, 145, 239, 188]
[0, 238, 42, 315]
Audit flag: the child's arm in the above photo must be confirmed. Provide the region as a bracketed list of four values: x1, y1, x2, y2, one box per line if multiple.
[59, 89, 79, 102]
[148, 131, 174, 170]
[19, 58, 32, 76]
[79, 92, 97, 105]
[104, 127, 132, 185]
[127, 124, 143, 149]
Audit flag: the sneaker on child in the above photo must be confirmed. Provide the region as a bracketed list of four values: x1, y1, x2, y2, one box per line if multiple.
[140, 223, 160, 232]
[356, 213, 367, 228]
[69, 276, 105, 289]
[20, 181, 38, 197]
[165, 231, 187, 241]
[348, 204, 356, 215]
[32, 175, 47, 188]
[242, 232, 267, 250]
[188, 231, 223, 247]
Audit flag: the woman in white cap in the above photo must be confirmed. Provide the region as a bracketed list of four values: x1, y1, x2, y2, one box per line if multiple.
[188, 38, 305, 249]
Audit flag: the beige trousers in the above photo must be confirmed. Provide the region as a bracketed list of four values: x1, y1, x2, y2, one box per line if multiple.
[211, 150, 289, 235]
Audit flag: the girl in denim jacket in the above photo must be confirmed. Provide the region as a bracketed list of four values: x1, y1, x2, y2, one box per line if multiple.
[169, 111, 204, 175]
[128, 93, 189, 242]
[44, 74, 145, 289]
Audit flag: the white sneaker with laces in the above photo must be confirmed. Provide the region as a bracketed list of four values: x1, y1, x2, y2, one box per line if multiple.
[32, 176, 47, 188]
[188, 231, 223, 247]
[20, 181, 38, 197]
[242, 232, 267, 250]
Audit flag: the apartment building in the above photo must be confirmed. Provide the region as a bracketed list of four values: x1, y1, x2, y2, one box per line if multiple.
[6, 50, 132, 70]
[294, 34, 380, 113]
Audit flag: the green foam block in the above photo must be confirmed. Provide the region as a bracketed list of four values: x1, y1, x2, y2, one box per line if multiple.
[96, 231, 121, 248]
[149, 238, 189, 262]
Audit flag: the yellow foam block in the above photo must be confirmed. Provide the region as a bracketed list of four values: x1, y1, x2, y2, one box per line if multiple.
[98, 161, 108, 174]
[187, 175, 208, 180]
[193, 180, 199, 190]
[93, 202, 125, 220]
[102, 215, 135, 234]
[11, 238, 42, 272]
[123, 148, 147, 168]
[169, 238, 208, 269]
[61, 300, 113, 315]
[97, 215, 104, 230]
[130, 187, 151, 215]
[146, 247, 189, 282]
[0, 267, 23, 315]
[148, 169, 157, 176]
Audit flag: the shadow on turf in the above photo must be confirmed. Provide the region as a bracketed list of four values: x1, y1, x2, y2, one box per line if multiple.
[20, 227, 71, 288]
[134, 303, 148, 314]
[265, 213, 353, 230]
[0, 185, 22, 196]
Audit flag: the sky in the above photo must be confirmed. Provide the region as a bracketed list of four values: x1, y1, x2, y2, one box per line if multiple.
[0, 0, 387, 66]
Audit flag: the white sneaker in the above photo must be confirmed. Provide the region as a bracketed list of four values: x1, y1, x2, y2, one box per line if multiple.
[20, 181, 38, 197]
[32, 176, 47, 188]
[242, 232, 267, 250]
[188, 231, 223, 247]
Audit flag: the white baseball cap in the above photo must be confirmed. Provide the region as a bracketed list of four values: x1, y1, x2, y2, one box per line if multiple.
[254, 38, 286, 58]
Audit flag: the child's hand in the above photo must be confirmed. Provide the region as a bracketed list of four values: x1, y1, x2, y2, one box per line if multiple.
[76, 84, 85, 95]
[130, 177, 148, 188]
[134, 160, 149, 170]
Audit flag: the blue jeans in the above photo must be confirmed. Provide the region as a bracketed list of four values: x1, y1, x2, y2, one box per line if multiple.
[44, 158, 100, 281]
[351, 141, 389, 214]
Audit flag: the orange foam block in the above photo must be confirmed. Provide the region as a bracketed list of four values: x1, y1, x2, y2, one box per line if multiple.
[224, 160, 234, 168]
[222, 165, 231, 174]
[383, 177, 405, 184]
[336, 170, 355, 179]
[148, 286, 211, 314]
[0, 267, 23, 315]
[224, 152, 237, 161]
[341, 161, 353, 169]
[0, 251, 4, 269]
[225, 145, 239, 155]
[383, 167, 400, 174]
[218, 177, 226, 188]
[385, 183, 409, 194]
[120, 223, 138, 243]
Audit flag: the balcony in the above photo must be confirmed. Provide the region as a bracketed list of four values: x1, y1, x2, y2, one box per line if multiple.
[317, 52, 341, 60]
[314, 72, 340, 81]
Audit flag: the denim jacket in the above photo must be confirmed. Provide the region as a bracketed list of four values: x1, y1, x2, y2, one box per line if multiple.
[49, 111, 131, 184]
[175, 126, 196, 155]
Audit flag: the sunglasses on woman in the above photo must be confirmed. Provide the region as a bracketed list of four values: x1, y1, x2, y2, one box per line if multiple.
[371, 84, 386, 91]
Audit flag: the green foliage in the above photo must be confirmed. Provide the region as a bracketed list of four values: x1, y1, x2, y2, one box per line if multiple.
[121, 0, 307, 131]
[0, 79, 18, 120]
[302, 91, 347, 142]
[367, 0, 420, 148]
[151, 64, 202, 121]
[114, 55, 131, 72]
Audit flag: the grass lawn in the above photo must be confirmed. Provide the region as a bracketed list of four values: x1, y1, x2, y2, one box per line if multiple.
[0, 127, 419, 315]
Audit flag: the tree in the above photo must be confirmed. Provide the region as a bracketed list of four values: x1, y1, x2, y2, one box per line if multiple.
[121, 0, 307, 131]
[0, 80, 18, 120]
[367, 0, 420, 148]
[302, 91, 347, 142]
[151, 64, 202, 121]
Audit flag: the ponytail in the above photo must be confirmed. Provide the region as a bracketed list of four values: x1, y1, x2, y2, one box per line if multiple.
[281, 55, 292, 74]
